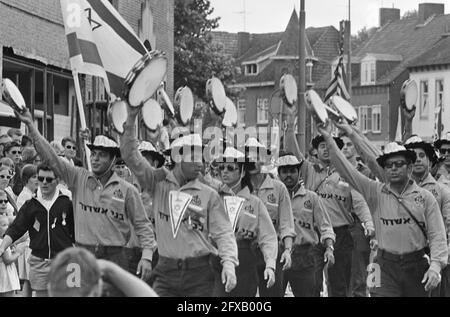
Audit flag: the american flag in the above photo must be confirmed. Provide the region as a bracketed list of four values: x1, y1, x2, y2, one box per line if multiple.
[324, 20, 351, 102]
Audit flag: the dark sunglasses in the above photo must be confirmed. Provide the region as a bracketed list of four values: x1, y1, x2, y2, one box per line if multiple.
[11, 151, 21, 155]
[0, 199, 8, 204]
[38, 176, 56, 183]
[385, 160, 408, 169]
[66, 146, 76, 150]
[0, 174, 12, 180]
[219, 164, 240, 172]
[439, 148, 450, 155]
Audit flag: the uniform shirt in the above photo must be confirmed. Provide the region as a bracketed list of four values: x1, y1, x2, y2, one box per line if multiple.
[29, 130, 156, 261]
[290, 185, 335, 246]
[328, 140, 448, 272]
[253, 176, 296, 242]
[301, 161, 374, 229]
[120, 122, 238, 266]
[417, 173, 450, 242]
[218, 185, 278, 270]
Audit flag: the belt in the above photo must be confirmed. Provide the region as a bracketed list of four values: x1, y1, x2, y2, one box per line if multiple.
[378, 249, 426, 262]
[77, 243, 124, 254]
[158, 255, 211, 270]
[30, 254, 53, 262]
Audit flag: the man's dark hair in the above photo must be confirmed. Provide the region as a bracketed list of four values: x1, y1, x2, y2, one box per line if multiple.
[37, 163, 56, 177]
[3, 141, 21, 155]
[62, 137, 77, 148]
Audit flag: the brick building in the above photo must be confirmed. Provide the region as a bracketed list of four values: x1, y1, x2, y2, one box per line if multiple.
[314, 2, 450, 148]
[211, 10, 340, 149]
[0, 0, 174, 143]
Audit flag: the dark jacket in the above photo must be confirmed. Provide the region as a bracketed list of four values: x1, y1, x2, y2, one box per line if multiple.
[6, 191, 75, 259]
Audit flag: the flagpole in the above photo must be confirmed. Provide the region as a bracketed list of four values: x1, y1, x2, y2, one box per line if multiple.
[72, 71, 92, 172]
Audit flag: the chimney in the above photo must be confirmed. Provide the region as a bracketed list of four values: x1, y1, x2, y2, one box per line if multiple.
[237, 32, 250, 57]
[379, 8, 400, 27]
[419, 3, 445, 23]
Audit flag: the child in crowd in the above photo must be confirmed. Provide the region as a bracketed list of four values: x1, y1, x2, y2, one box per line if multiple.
[0, 215, 22, 297]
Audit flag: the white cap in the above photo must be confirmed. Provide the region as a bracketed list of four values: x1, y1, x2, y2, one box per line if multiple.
[383, 142, 408, 155]
[88, 136, 119, 149]
[276, 155, 302, 167]
[138, 141, 157, 153]
[170, 134, 203, 149]
[222, 147, 245, 160]
[245, 137, 266, 149]
[404, 135, 424, 145]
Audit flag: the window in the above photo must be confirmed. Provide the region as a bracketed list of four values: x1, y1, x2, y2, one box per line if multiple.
[237, 99, 246, 126]
[245, 64, 258, 75]
[371, 105, 381, 133]
[436, 79, 444, 110]
[359, 106, 369, 133]
[257, 98, 269, 124]
[420, 80, 429, 120]
[361, 61, 376, 85]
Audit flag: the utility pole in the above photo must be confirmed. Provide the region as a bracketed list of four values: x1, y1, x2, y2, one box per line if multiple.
[347, 0, 352, 98]
[298, 0, 306, 153]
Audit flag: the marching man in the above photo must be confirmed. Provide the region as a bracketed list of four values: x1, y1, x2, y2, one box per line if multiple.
[119, 104, 238, 297]
[320, 120, 448, 297]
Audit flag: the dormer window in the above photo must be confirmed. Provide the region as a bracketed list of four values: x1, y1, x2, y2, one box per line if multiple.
[245, 64, 258, 75]
[361, 61, 376, 85]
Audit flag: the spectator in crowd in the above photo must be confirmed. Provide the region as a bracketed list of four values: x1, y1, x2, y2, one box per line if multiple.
[7, 128, 23, 144]
[21, 147, 38, 166]
[61, 137, 82, 167]
[4, 142, 24, 196]
[0, 214, 22, 297]
[0, 135, 13, 159]
[0, 163, 75, 297]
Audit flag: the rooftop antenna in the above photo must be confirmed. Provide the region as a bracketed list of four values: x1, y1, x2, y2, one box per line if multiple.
[234, 0, 250, 32]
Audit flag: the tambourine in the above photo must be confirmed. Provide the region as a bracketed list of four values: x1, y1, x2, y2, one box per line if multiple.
[280, 74, 298, 107]
[305, 90, 329, 124]
[107, 100, 128, 134]
[173, 86, 194, 126]
[124, 51, 168, 108]
[206, 77, 227, 116]
[400, 79, 418, 111]
[222, 98, 238, 128]
[1, 78, 26, 113]
[329, 95, 358, 123]
[142, 99, 163, 132]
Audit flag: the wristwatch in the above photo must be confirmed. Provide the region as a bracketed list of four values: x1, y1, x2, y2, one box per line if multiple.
[284, 247, 292, 254]
[326, 245, 334, 252]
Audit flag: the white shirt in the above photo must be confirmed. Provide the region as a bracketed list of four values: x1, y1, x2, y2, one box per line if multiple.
[36, 188, 59, 212]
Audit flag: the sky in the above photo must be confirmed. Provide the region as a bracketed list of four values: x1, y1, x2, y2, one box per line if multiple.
[209, 0, 449, 35]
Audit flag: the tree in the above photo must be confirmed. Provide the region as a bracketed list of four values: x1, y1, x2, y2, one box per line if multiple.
[402, 10, 418, 19]
[175, 0, 236, 101]
[351, 26, 378, 51]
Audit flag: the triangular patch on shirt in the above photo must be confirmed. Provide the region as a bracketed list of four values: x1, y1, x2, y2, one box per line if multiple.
[169, 191, 192, 239]
[224, 196, 245, 231]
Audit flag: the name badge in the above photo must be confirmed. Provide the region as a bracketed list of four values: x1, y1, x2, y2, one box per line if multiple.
[224, 196, 245, 231]
[169, 191, 192, 239]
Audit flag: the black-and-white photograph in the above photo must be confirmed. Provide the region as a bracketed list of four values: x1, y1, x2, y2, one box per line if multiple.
[0, 0, 449, 300]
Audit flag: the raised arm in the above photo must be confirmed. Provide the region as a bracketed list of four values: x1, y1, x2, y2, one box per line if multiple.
[285, 107, 306, 162]
[318, 122, 381, 210]
[334, 119, 385, 182]
[15, 109, 79, 188]
[120, 105, 167, 193]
